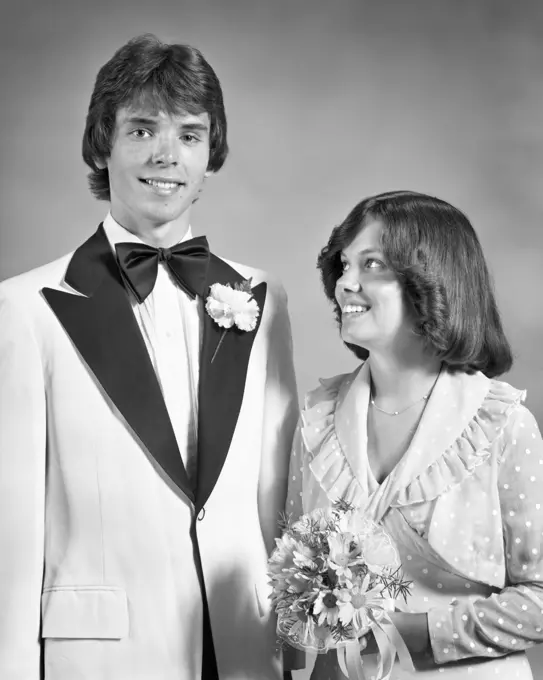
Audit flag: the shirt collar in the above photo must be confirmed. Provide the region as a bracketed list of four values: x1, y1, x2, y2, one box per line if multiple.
[102, 212, 194, 250]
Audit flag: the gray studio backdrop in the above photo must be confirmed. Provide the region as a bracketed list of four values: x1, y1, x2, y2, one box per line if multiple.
[1, 0, 542, 676]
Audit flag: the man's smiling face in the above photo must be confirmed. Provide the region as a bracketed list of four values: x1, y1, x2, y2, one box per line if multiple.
[105, 105, 211, 234]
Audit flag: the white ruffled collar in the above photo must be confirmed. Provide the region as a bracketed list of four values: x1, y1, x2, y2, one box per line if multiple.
[302, 362, 526, 523]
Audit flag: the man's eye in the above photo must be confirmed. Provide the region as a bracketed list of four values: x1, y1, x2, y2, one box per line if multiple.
[131, 129, 151, 139]
[182, 133, 199, 144]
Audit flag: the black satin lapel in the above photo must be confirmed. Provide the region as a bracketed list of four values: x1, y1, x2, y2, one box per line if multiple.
[196, 255, 267, 512]
[42, 227, 194, 502]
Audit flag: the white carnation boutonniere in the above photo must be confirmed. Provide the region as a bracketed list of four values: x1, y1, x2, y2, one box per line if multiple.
[205, 279, 260, 362]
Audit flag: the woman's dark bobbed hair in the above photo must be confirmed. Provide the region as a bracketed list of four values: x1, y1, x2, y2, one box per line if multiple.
[82, 34, 228, 201]
[317, 190, 513, 378]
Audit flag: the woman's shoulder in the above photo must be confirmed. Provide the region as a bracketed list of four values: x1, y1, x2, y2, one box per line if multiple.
[392, 372, 529, 509]
[476, 374, 527, 427]
[486, 374, 526, 406]
[435, 370, 527, 440]
[303, 365, 364, 411]
[299, 367, 368, 507]
[479, 375, 537, 443]
[487, 376, 542, 448]
[428, 372, 529, 466]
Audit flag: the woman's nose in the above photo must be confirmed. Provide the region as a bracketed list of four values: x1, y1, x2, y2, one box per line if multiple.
[337, 273, 361, 293]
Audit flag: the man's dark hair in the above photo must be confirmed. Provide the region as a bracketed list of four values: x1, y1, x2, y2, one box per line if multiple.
[317, 190, 513, 378]
[82, 34, 228, 201]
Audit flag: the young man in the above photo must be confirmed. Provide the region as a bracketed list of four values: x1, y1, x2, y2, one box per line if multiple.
[0, 35, 298, 680]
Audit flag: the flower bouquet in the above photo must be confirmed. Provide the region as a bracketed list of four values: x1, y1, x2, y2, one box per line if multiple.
[268, 499, 414, 680]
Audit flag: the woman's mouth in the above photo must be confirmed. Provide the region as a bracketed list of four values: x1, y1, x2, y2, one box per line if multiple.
[342, 304, 370, 316]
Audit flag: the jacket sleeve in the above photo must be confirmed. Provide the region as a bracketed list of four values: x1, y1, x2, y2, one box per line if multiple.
[0, 289, 46, 678]
[428, 404, 543, 663]
[282, 421, 309, 672]
[257, 281, 299, 557]
[255, 282, 303, 675]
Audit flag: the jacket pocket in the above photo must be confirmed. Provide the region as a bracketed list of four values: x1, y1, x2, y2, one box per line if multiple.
[41, 585, 128, 639]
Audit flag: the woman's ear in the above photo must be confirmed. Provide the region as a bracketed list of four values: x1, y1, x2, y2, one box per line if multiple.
[94, 157, 107, 170]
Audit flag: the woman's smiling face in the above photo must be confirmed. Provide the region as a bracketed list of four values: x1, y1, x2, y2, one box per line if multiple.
[335, 220, 416, 354]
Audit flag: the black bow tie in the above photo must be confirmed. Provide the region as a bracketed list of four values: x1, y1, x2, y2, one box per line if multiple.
[115, 236, 210, 303]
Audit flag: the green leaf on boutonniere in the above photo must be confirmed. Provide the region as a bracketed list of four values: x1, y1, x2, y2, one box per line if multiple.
[234, 278, 254, 297]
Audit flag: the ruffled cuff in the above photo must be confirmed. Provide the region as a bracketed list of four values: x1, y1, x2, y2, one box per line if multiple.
[427, 604, 461, 664]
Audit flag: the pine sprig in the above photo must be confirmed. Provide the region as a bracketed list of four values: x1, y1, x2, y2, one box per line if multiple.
[330, 620, 355, 643]
[332, 497, 355, 514]
[278, 511, 294, 534]
[379, 567, 413, 603]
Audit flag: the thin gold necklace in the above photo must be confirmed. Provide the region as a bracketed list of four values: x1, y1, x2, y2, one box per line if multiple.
[370, 391, 430, 417]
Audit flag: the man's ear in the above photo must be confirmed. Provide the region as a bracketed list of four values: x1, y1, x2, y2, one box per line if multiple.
[94, 157, 108, 170]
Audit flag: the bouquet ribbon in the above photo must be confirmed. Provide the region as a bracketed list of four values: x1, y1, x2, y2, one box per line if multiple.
[336, 613, 415, 680]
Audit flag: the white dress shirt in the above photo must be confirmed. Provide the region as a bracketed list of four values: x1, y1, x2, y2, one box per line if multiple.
[103, 213, 202, 483]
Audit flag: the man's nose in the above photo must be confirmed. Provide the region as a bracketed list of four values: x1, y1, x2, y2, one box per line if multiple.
[151, 135, 179, 166]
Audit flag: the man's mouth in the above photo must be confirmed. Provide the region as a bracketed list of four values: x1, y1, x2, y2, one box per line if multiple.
[140, 179, 183, 189]
[139, 178, 185, 196]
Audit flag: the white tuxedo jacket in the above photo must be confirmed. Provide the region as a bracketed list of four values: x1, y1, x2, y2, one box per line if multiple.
[0, 225, 299, 680]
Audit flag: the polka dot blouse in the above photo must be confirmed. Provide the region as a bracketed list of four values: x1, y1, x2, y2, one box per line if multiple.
[285, 362, 543, 678]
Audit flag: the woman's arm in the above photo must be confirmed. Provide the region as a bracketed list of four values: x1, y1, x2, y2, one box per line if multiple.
[426, 405, 543, 665]
[360, 404, 543, 668]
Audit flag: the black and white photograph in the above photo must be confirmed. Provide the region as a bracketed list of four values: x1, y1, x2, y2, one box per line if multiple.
[1, 1, 542, 678]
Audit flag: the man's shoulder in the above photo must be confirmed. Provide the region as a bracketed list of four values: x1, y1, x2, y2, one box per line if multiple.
[0, 252, 73, 302]
[216, 255, 286, 299]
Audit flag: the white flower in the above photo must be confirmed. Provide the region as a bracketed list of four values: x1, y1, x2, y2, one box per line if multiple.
[327, 532, 362, 580]
[312, 590, 340, 627]
[338, 573, 388, 632]
[362, 531, 400, 576]
[205, 281, 260, 332]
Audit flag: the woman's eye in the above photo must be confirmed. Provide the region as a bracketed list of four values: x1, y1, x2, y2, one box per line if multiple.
[340, 261, 350, 272]
[365, 258, 384, 270]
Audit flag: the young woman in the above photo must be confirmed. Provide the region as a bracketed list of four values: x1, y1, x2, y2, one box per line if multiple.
[286, 191, 543, 678]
